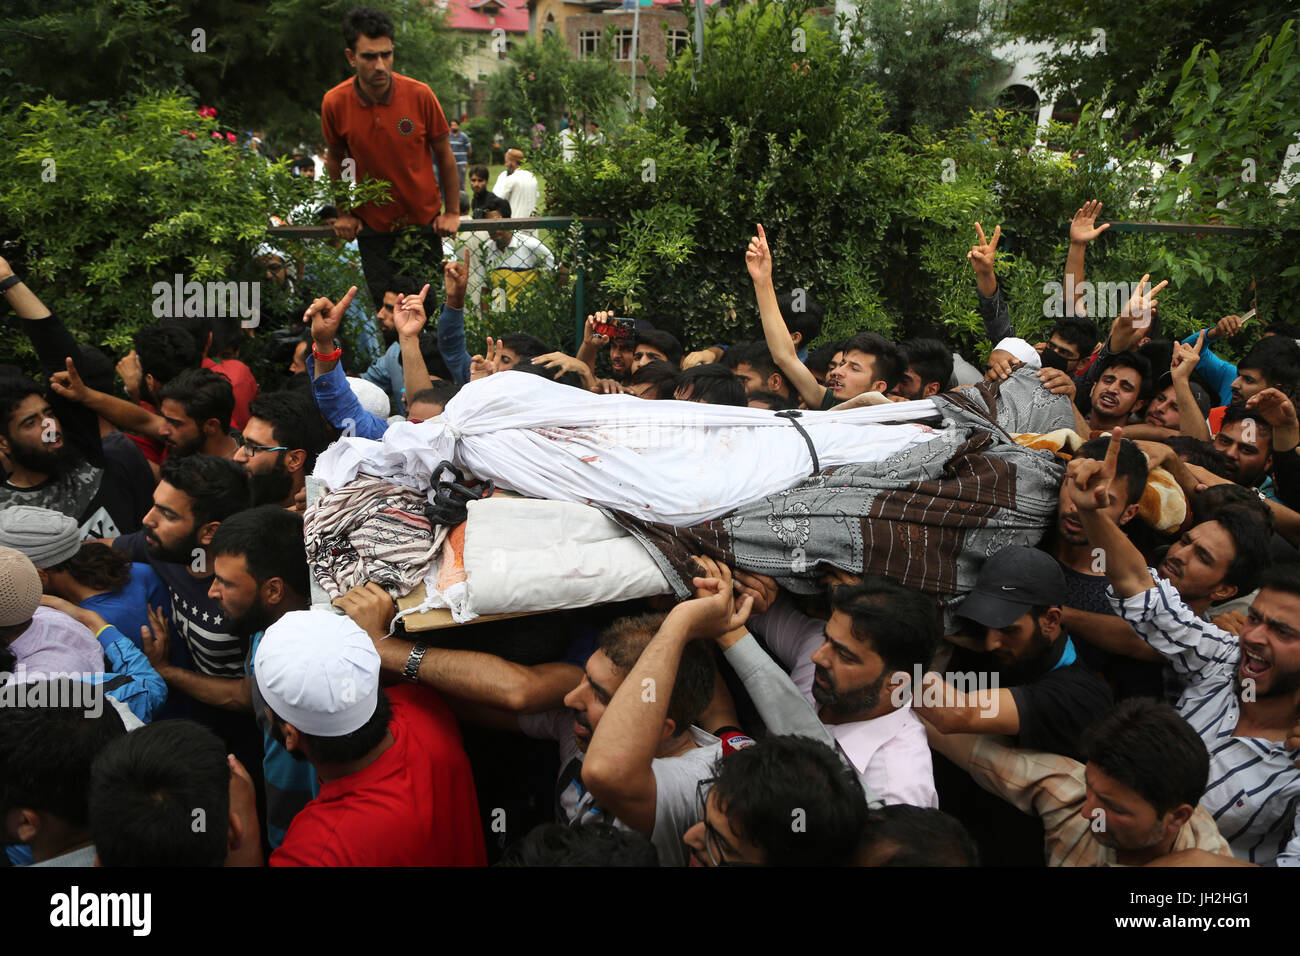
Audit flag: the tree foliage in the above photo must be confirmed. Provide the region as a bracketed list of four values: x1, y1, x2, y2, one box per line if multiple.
[486, 31, 624, 143]
[1000, 0, 1291, 145]
[0, 0, 460, 149]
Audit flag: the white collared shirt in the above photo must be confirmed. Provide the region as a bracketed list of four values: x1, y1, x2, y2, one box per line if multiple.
[749, 595, 938, 807]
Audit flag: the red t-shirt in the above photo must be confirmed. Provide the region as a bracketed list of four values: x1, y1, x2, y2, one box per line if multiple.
[270, 684, 486, 867]
[321, 73, 450, 232]
[1208, 404, 1226, 435]
[203, 356, 258, 430]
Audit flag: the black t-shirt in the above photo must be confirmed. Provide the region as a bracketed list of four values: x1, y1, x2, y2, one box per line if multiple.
[1006, 637, 1113, 761]
[1057, 559, 1165, 702]
[113, 532, 248, 678]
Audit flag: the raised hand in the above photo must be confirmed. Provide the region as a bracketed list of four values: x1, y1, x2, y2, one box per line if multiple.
[1117, 273, 1168, 337]
[303, 286, 359, 348]
[116, 350, 144, 398]
[393, 283, 431, 340]
[984, 353, 1019, 382]
[1066, 426, 1122, 511]
[1170, 330, 1204, 382]
[333, 582, 396, 644]
[734, 570, 780, 615]
[673, 556, 754, 640]
[1069, 200, 1110, 245]
[1210, 314, 1246, 341]
[444, 250, 469, 309]
[470, 336, 500, 380]
[332, 213, 363, 241]
[585, 312, 611, 349]
[49, 357, 91, 403]
[746, 223, 773, 285]
[967, 221, 1001, 293]
[1244, 387, 1298, 429]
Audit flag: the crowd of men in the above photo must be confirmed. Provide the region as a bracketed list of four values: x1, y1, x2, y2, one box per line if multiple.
[1, 5, 1298, 869]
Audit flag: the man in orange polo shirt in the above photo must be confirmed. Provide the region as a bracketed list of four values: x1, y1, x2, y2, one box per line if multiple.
[322, 7, 461, 310]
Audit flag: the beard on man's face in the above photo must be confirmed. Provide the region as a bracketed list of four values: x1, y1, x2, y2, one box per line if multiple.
[7, 436, 81, 480]
[811, 666, 888, 718]
[224, 598, 276, 638]
[145, 526, 202, 565]
[249, 458, 294, 507]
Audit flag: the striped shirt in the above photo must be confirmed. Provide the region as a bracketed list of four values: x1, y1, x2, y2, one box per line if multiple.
[1110, 572, 1300, 865]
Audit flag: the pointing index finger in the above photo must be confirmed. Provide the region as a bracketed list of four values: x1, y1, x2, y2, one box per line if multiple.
[1104, 426, 1123, 477]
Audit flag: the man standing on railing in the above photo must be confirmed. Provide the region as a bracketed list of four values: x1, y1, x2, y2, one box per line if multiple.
[321, 7, 461, 311]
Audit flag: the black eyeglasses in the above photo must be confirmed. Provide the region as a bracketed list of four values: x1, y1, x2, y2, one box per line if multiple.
[694, 777, 757, 867]
[239, 439, 289, 456]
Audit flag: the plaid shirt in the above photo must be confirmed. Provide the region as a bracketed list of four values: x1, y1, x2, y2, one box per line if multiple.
[963, 734, 1232, 867]
[1111, 573, 1300, 865]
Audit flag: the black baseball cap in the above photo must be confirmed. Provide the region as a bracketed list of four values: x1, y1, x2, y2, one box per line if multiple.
[955, 546, 1065, 630]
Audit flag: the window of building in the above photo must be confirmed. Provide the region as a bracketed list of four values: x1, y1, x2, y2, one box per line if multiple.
[578, 30, 601, 58]
[667, 29, 689, 57]
[612, 27, 636, 61]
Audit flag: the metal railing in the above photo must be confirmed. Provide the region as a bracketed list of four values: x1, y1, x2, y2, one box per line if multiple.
[269, 217, 616, 348]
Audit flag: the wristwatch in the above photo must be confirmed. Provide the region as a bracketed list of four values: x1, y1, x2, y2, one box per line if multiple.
[0, 274, 21, 295]
[402, 641, 429, 683]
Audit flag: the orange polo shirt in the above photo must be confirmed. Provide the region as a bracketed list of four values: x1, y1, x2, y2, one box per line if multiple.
[321, 72, 450, 232]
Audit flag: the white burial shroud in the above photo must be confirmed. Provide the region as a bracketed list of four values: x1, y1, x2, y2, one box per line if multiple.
[312, 372, 944, 527]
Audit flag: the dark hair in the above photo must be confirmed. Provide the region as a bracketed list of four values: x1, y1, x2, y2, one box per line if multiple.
[725, 341, 781, 380]
[635, 329, 683, 369]
[675, 364, 747, 406]
[134, 324, 200, 388]
[0, 374, 46, 436]
[899, 338, 953, 394]
[76, 345, 117, 394]
[408, 381, 460, 412]
[1239, 336, 1300, 395]
[343, 5, 395, 48]
[285, 687, 392, 765]
[1205, 506, 1273, 596]
[830, 576, 941, 675]
[507, 360, 587, 390]
[1075, 436, 1149, 507]
[710, 735, 867, 866]
[1080, 699, 1209, 816]
[497, 822, 660, 867]
[158, 367, 235, 433]
[0, 682, 127, 828]
[596, 613, 713, 735]
[1191, 484, 1274, 533]
[248, 391, 330, 471]
[479, 193, 512, 218]
[468, 163, 489, 180]
[47, 542, 132, 592]
[159, 454, 251, 527]
[1051, 316, 1099, 360]
[1162, 436, 1233, 477]
[747, 389, 794, 411]
[209, 317, 244, 359]
[806, 340, 846, 379]
[161, 314, 213, 359]
[856, 804, 979, 866]
[1263, 322, 1300, 339]
[89, 719, 231, 866]
[841, 332, 904, 391]
[499, 333, 552, 360]
[1256, 563, 1300, 601]
[209, 506, 309, 599]
[1219, 401, 1274, 446]
[628, 360, 679, 399]
[1096, 350, 1153, 400]
[416, 330, 454, 382]
[777, 289, 825, 345]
